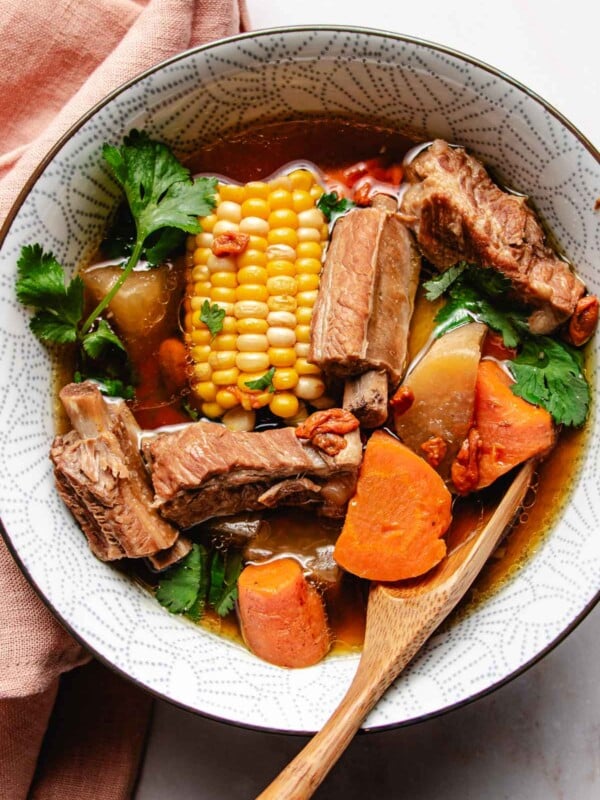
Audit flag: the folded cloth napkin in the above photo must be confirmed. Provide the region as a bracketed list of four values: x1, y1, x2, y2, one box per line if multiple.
[0, 1, 248, 797]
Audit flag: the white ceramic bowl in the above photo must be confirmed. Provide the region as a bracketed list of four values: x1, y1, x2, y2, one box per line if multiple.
[1, 27, 598, 733]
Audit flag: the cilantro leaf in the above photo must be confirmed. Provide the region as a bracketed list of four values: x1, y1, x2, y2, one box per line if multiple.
[244, 366, 275, 392]
[16, 245, 84, 343]
[423, 262, 467, 301]
[73, 371, 135, 399]
[510, 337, 590, 426]
[102, 130, 216, 241]
[317, 191, 355, 223]
[181, 398, 200, 421]
[208, 550, 243, 617]
[82, 319, 126, 359]
[156, 543, 204, 614]
[185, 545, 210, 622]
[200, 300, 225, 337]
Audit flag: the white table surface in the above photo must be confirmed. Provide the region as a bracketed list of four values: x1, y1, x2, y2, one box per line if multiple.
[136, 2, 600, 798]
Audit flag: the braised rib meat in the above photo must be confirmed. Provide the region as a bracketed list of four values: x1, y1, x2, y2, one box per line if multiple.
[146, 412, 363, 529]
[50, 382, 180, 562]
[400, 139, 586, 333]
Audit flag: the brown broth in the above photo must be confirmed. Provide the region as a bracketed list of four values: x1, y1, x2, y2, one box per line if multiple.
[89, 117, 589, 657]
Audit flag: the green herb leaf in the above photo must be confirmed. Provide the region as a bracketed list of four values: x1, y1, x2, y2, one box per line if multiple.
[423, 262, 467, 301]
[208, 550, 243, 617]
[244, 366, 276, 393]
[510, 337, 590, 426]
[185, 545, 210, 622]
[317, 191, 356, 223]
[181, 398, 200, 421]
[156, 543, 204, 614]
[74, 371, 135, 400]
[82, 319, 126, 359]
[200, 300, 225, 337]
[16, 244, 84, 343]
[102, 130, 216, 242]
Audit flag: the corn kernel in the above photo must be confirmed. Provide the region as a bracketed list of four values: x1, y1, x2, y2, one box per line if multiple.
[212, 333, 238, 351]
[195, 232, 213, 248]
[269, 392, 299, 419]
[296, 242, 322, 261]
[267, 227, 298, 248]
[295, 324, 312, 343]
[269, 175, 293, 191]
[193, 247, 212, 265]
[321, 223, 329, 240]
[215, 388, 240, 410]
[237, 249, 268, 269]
[191, 265, 210, 282]
[236, 352, 270, 373]
[266, 326, 296, 347]
[236, 317, 268, 335]
[310, 394, 336, 410]
[239, 216, 270, 236]
[200, 214, 217, 232]
[219, 183, 246, 203]
[269, 188, 293, 210]
[216, 201, 242, 223]
[267, 275, 297, 296]
[222, 406, 256, 432]
[267, 310, 297, 328]
[295, 307, 313, 325]
[311, 184, 324, 200]
[297, 208, 324, 228]
[202, 401, 225, 418]
[295, 343, 311, 358]
[221, 316, 238, 334]
[296, 273, 320, 292]
[266, 244, 296, 262]
[288, 169, 314, 191]
[209, 350, 237, 370]
[241, 197, 270, 219]
[267, 259, 296, 278]
[268, 208, 298, 229]
[212, 367, 241, 386]
[296, 227, 321, 243]
[210, 286, 237, 304]
[237, 333, 269, 352]
[272, 368, 299, 391]
[238, 265, 268, 285]
[211, 272, 237, 289]
[194, 380, 217, 401]
[296, 290, 318, 308]
[248, 235, 268, 251]
[292, 189, 314, 213]
[295, 357, 321, 375]
[190, 344, 211, 362]
[192, 362, 212, 382]
[236, 283, 269, 303]
[245, 181, 270, 199]
[285, 401, 309, 427]
[212, 219, 239, 237]
[190, 294, 211, 311]
[268, 347, 297, 368]
[189, 328, 212, 345]
[295, 375, 325, 401]
[267, 295, 297, 312]
[237, 371, 267, 392]
[234, 300, 269, 319]
[207, 254, 237, 273]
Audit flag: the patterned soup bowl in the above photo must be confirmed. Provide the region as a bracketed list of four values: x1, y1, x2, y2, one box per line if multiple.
[0, 27, 598, 733]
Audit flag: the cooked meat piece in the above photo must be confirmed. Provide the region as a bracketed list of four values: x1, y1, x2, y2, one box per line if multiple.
[51, 382, 179, 561]
[146, 412, 363, 528]
[147, 536, 193, 571]
[309, 196, 421, 382]
[343, 370, 388, 428]
[400, 139, 586, 333]
[257, 477, 323, 508]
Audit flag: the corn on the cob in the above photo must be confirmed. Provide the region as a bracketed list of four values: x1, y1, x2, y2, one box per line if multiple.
[183, 168, 329, 421]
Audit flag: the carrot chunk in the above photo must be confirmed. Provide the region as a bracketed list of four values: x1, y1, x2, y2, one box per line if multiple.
[237, 558, 331, 668]
[158, 337, 188, 394]
[334, 431, 452, 581]
[472, 360, 556, 489]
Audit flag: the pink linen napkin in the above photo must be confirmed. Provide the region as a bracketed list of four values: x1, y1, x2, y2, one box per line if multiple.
[0, 1, 248, 797]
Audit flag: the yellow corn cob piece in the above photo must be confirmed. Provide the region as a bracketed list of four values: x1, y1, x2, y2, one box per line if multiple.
[184, 168, 328, 419]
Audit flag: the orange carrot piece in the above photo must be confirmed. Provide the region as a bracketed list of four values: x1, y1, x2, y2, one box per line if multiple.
[237, 558, 331, 668]
[334, 431, 452, 581]
[474, 360, 556, 489]
[158, 337, 188, 394]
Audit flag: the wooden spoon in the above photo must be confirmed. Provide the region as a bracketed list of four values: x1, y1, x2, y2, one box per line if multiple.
[257, 459, 535, 800]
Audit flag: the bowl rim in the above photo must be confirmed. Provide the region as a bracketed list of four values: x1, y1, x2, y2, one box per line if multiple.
[1, 24, 599, 736]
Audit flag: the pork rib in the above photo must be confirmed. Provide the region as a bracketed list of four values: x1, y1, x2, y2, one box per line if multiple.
[146, 414, 362, 529]
[400, 139, 586, 333]
[51, 382, 180, 562]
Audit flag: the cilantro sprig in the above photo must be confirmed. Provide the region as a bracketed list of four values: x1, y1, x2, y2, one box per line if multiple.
[426, 261, 591, 426]
[16, 130, 217, 398]
[156, 544, 243, 620]
[317, 191, 356, 223]
[244, 366, 275, 393]
[200, 300, 225, 337]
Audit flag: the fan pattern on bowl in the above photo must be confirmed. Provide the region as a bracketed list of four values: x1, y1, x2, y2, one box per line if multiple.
[0, 28, 598, 733]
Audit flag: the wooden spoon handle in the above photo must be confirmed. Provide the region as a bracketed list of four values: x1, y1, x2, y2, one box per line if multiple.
[255, 665, 391, 799]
